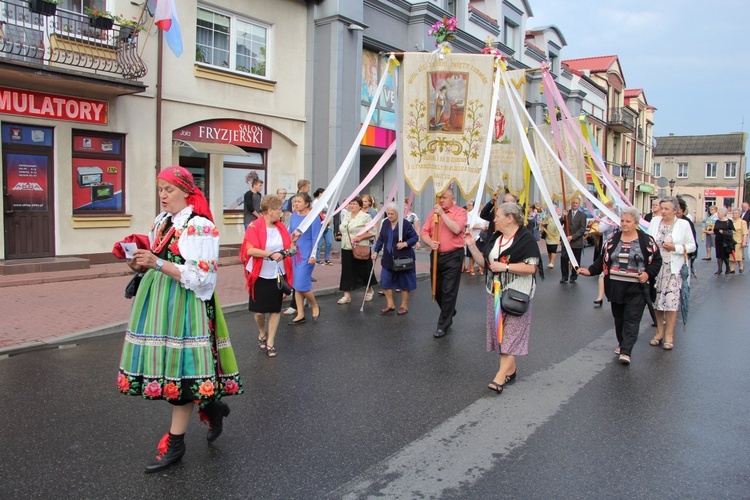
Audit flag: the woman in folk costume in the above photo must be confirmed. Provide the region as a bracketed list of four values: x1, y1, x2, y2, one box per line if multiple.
[464, 202, 543, 395]
[119, 166, 243, 473]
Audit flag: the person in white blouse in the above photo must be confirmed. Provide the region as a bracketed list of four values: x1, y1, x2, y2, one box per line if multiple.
[122, 166, 243, 473]
[646, 196, 697, 350]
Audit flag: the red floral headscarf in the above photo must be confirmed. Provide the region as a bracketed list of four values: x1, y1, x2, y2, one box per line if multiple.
[156, 166, 214, 222]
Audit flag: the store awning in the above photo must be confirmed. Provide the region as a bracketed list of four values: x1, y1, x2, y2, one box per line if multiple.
[174, 140, 249, 156]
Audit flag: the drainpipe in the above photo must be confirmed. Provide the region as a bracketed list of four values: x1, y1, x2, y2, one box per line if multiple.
[155, 30, 163, 215]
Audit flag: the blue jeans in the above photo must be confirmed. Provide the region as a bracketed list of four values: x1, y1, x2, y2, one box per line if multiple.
[319, 228, 332, 261]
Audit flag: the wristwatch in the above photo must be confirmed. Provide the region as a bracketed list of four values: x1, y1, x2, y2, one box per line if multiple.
[155, 259, 164, 272]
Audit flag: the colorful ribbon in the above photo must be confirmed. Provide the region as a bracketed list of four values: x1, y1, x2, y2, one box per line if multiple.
[493, 276, 503, 344]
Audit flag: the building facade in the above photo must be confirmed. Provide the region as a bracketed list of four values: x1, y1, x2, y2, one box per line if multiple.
[653, 133, 747, 223]
[0, 0, 309, 266]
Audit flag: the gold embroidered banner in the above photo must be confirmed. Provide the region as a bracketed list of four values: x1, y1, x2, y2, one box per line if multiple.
[533, 122, 589, 206]
[487, 69, 527, 199]
[402, 53, 495, 196]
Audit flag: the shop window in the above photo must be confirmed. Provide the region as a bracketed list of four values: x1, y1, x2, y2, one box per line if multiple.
[361, 48, 397, 130]
[72, 131, 125, 214]
[222, 151, 265, 212]
[196, 6, 269, 78]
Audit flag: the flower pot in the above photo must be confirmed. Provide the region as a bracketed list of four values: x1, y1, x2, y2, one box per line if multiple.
[89, 16, 114, 30]
[29, 0, 57, 16]
[118, 26, 135, 40]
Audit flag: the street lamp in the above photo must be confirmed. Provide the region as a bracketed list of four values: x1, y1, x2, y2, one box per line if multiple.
[668, 178, 676, 196]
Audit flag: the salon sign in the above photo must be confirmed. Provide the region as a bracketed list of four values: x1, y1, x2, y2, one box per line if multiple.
[704, 189, 735, 197]
[173, 119, 272, 149]
[0, 86, 108, 124]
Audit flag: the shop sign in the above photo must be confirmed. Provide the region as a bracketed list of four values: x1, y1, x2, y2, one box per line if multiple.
[173, 119, 272, 149]
[0, 86, 108, 124]
[704, 189, 735, 197]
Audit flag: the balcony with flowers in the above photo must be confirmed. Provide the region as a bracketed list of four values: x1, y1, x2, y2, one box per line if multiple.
[0, 0, 148, 96]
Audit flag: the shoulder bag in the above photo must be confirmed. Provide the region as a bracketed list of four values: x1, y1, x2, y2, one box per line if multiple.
[501, 287, 529, 316]
[125, 273, 144, 299]
[347, 224, 371, 260]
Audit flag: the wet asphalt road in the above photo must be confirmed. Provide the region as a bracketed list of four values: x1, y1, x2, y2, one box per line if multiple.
[0, 256, 748, 499]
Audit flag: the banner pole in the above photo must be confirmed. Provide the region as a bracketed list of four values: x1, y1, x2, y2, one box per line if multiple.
[431, 195, 440, 301]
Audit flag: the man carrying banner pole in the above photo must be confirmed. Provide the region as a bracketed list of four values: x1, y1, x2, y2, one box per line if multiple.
[421, 189, 468, 338]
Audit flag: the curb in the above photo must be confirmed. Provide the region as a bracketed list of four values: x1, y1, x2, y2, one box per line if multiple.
[0, 273, 429, 358]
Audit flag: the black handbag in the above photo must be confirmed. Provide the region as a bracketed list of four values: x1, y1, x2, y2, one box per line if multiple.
[276, 263, 293, 295]
[501, 288, 529, 316]
[125, 273, 144, 299]
[392, 256, 414, 271]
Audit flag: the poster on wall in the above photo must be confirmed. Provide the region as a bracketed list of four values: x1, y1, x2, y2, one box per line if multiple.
[72, 158, 123, 212]
[224, 167, 266, 211]
[6, 154, 48, 211]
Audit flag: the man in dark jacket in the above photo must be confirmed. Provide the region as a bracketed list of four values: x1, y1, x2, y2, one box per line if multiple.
[560, 197, 587, 283]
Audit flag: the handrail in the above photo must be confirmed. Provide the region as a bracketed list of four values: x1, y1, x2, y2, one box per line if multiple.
[0, 0, 147, 79]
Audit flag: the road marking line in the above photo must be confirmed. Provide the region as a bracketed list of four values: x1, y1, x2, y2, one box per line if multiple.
[334, 331, 615, 499]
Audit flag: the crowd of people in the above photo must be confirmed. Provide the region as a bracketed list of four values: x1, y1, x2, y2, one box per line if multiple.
[119, 166, 748, 473]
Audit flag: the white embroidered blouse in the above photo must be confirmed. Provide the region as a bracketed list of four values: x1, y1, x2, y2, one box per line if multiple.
[149, 206, 219, 301]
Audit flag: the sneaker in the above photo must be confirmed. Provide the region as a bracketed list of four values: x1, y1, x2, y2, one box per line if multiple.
[316, 260, 325, 265]
[325, 260, 332, 266]
[547, 263, 554, 269]
[283, 307, 296, 315]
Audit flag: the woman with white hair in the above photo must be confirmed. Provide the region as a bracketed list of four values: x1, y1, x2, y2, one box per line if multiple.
[578, 207, 662, 364]
[710, 206, 735, 275]
[372, 202, 419, 314]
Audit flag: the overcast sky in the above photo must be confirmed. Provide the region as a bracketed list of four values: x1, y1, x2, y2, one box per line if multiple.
[526, 0, 750, 140]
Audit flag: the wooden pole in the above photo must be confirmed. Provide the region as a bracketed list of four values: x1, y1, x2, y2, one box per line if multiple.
[431, 195, 440, 301]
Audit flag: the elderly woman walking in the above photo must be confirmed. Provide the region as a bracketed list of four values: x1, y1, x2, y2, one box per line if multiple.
[646, 196, 697, 350]
[372, 203, 419, 315]
[464, 202, 542, 394]
[578, 207, 662, 364]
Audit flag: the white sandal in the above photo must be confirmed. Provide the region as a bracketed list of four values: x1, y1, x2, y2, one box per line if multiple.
[337, 296, 351, 304]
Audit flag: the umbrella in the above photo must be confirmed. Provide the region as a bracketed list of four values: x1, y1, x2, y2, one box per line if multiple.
[493, 275, 504, 344]
[679, 257, 691, 331]
[633, 254, 657, 327]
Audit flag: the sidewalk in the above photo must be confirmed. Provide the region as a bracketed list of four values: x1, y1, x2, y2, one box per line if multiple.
[0, 253, 431, 356]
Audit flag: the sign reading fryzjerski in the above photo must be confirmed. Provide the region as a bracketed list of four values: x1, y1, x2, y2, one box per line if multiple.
[402, 53, 495, 196]
[173, 119, 272, 149]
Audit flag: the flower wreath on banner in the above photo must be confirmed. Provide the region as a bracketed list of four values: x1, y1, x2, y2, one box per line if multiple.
[428, 16, 457, 55]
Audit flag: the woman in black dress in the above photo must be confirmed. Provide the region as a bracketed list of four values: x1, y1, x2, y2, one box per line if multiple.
[711, 206, 735, 275]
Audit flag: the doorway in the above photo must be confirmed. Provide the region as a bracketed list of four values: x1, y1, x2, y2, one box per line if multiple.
[2, 123, 55, 259]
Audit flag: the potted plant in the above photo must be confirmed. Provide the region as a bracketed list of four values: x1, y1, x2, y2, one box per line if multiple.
[116, 15, 145, 40]
[29, 0, 60, 16]
[84, 7, 116, 30]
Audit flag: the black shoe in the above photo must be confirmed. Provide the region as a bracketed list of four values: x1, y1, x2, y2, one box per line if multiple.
[570, 279, 577, 284]
[559, 278, 568, 283]
[199, 400, 231, 443]
[311, 277, 317, 282]
[433, 328, 447, 338]
[593, 300, 603, 306]
[701, 257, 711, 261]
[288, 317, 306, 325]
[714, 271, 723, 275]
[144, 433, 186, 473]
[504, 371, 517, 384]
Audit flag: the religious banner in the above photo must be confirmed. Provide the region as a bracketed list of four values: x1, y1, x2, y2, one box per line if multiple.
[533, 122, 589, 206]
[487, 69, 527, 199]
[402, 53, 495, 196]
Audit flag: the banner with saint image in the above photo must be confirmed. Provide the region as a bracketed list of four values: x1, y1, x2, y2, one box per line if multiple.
[402, 53, 495, 196]
[487, 69, 527, 199]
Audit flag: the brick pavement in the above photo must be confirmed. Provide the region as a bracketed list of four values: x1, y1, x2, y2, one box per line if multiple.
[0, 255, 430, 355]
